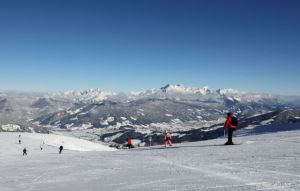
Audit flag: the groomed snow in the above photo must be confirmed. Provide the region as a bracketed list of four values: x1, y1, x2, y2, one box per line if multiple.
[0, 132, 115, 154]
[1, 127, 300, 191]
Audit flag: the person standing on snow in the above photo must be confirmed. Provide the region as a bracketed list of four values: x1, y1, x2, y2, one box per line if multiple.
[59, 145, 63, 154]
[149, 136, 152, 147]
[224, 112, 237, 145]
[23, 148, 27, 156]
[164, 131, 172, 147]
[126, 137, 134, 149]
[18, 134, 22, 144]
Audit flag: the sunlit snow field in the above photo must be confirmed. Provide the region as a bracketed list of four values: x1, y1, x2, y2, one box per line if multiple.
[1, 126, 300, 191]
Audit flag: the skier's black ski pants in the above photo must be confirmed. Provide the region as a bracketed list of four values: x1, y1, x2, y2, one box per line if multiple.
[228, 128, 233, 143]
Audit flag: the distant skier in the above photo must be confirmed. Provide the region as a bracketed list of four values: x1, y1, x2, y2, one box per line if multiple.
[224, 112, 237, 145]
[127, 138, 134, 149]
[19, 139, 21, 144]
[59, 145, 63, 154]
[23, 148, 27, 156]
[164, 131, 172, 147]
[149, 136, 152, 147]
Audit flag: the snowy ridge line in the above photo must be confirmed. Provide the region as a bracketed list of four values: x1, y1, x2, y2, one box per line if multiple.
[39, 84, 295, 103]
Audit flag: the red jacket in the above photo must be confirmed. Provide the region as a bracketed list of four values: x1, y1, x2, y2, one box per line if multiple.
[127, 138, 132, 145]
[165, 133, 172, 140]
[224, 114, 236, 129]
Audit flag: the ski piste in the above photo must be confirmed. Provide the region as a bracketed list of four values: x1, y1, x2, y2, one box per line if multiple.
[1, 124, 300, 191]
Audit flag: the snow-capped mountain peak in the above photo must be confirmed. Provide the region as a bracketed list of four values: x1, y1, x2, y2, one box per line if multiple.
[48, 88, 116, 103]
[160, 84, 212, 95]
[216, 88, 244, 95]
[127, 84, 213, 99]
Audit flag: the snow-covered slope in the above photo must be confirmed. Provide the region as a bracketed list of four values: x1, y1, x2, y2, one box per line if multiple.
[0, 132, 115, 154]
[1, 125, 299, 191]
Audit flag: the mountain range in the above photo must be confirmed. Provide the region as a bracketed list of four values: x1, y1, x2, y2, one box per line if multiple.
[1, 84, 299, 145]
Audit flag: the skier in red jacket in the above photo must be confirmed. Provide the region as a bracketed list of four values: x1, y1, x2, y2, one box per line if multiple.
[224, 112, 237, 145]
[164, 131, 172, 147]
[127, 138, 134, 149]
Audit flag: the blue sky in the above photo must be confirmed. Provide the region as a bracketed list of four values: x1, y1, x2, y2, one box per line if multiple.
[0, 0, 299, 95]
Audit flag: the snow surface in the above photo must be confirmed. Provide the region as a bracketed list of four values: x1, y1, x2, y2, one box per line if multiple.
[1, 127, 300, 191]
[0, 133, 115, 153]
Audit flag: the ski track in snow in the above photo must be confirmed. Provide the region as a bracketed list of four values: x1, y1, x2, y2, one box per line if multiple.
[1, 130, 300, 191]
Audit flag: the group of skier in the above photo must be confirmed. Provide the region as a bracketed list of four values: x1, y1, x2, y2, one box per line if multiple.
[126, 131, 173, 149]
[19, 112, 237, 153]
[21, 144, 63, 156]
[126, 112, 237, 148]
[18, 135, 64, 156]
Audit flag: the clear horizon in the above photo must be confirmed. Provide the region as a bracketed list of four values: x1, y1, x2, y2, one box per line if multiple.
[0, 0, 299, 96]
[1, 83, 299, 97]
